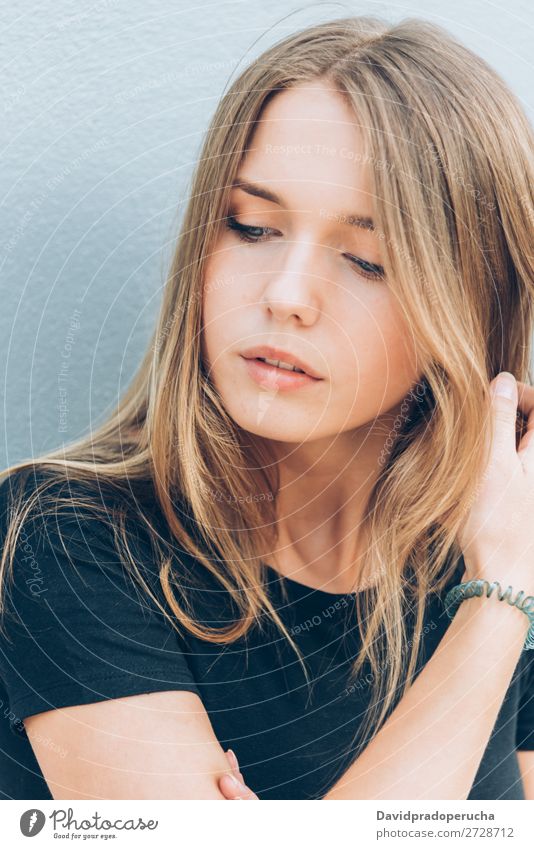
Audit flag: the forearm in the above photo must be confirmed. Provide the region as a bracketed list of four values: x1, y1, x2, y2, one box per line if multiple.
[324, 591, 529, 800]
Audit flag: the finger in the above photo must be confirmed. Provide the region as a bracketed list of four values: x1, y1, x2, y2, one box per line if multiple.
[518, 420, 534, 459]
[489, 372, 518, 457]
[219, 772, 259, 800]
[225, 748, 245, 784]
[515, 380, 534, 419]
[516, 381, 534, 449]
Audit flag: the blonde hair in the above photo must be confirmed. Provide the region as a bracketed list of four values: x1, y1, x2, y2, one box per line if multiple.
[2, 16, 533, 796]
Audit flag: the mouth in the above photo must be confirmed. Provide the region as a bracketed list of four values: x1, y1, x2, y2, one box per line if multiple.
[240, 346, 323, 380]
[254, 356, 306, 374]
[240, 355, 323, 391]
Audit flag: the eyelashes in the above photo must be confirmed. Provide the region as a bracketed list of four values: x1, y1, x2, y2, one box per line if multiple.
[224, 214, 385, 282]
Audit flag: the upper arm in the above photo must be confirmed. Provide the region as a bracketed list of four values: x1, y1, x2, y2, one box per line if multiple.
[23, 689, 230, 799]
[0, 473, 228, 799]
[517, 750, 534, 800]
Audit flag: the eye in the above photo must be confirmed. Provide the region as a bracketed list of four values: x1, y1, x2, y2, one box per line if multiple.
[343, 253, 385, 281]
[225, 214, 385, 281]
[225, 215, 279, 243]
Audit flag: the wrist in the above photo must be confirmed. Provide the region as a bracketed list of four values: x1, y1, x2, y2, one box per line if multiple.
[462, 557, 533, 596]
[451, 586, 531, 645]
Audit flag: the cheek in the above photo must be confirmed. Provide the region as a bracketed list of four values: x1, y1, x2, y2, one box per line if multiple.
[201, 260, 247, 379]
[335, 298, 419, 406]
[201, 288, 229, 376]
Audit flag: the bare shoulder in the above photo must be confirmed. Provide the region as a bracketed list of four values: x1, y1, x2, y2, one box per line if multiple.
[23, 689, 230, 799]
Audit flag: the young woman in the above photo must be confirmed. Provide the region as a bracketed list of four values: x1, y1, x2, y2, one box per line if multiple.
[1, 15, 533, 802]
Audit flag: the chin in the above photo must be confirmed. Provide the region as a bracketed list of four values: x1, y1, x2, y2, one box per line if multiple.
[219, 405, 309, 441]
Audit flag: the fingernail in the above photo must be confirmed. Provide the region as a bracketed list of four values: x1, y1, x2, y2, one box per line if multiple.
[493, 373, 516, 400]
[227, 748, 239, 771]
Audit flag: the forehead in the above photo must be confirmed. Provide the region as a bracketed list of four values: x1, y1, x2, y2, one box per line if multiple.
[238, 82, 374, 213]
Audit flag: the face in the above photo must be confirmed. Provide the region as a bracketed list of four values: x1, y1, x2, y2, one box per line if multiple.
[201, 79, 421, 446]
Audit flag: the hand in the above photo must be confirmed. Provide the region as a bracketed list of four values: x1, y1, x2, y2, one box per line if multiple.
[219, 749, 259, 799]
[457, 372, 534, 593]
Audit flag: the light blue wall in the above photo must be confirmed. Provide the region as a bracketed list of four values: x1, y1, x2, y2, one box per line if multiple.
[1, 1, 532, 468]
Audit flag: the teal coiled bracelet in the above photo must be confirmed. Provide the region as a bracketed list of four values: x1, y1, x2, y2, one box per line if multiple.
[443, 580, 534, 651]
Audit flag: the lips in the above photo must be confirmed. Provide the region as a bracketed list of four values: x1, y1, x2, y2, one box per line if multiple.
[240, 345, 323, 380]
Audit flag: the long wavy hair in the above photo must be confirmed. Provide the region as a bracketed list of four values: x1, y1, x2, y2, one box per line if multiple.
[2, 15, 534, 794]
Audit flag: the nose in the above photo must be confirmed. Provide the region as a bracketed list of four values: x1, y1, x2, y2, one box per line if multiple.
[260, 235, 321, 325]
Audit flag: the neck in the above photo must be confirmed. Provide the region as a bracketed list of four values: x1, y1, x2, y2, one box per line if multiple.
[264, 411, 400, 593]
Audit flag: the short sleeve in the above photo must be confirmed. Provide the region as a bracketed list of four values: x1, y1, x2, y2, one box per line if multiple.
[0, 473, 201, 737]
[516, 649, 534, 750]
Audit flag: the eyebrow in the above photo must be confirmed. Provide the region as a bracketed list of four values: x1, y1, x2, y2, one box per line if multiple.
[230, 179, 376, 232]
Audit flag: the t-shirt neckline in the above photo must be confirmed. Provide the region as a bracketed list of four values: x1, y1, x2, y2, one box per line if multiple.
[264, 556, 467, 603]
[264, 563, 359, 600]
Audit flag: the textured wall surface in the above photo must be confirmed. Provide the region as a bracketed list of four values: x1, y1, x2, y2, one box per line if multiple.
[1, 0, 532, 467]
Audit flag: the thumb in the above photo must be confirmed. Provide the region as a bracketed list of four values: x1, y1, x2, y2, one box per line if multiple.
[489, 371, 518, 455]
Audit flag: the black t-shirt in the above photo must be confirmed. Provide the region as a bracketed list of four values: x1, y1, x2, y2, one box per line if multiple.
[0, 471, 533, 800]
